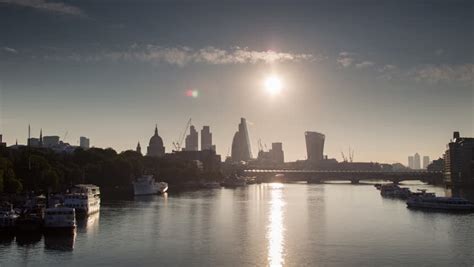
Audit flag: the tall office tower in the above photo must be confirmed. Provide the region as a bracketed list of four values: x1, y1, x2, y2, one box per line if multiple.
[231, 118, 252, 162]
[201, 126, 212, 151]
[414, 153, 421, 169]
[271, 142, 284, 164]
[444, 131, 474, 185]
[80, 136, 90, 149]
[305, 131, 325, 162]
[185, 125, 199, 151]
[0, 134, 5, 147]
[408, 156, 414, 169]
[422, 156, 430, 169]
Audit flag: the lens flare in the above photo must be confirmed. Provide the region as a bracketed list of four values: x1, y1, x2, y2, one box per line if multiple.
[185, 89, 199, 98]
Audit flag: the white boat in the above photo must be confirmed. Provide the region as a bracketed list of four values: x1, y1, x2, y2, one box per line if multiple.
[407, 196, 474, 211]
[64, 184, 101, 216]
[133, 175, 168, 196]
[0, 204, 19, 231]
[44, 207, 76, 232]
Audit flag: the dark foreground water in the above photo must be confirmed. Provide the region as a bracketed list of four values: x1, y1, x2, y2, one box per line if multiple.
[1, 182, 473, 266]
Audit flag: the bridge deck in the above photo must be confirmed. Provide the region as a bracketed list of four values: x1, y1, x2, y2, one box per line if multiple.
[242, 169, 444, 184]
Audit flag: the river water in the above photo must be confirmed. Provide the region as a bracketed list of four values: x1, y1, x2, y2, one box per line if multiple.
[1, 182, 473, 266]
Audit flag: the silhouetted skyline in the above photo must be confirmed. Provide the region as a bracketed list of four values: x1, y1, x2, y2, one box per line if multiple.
[0, 0, 472, 163]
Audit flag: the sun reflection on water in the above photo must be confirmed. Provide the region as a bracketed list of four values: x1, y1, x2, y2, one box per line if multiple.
[267, 183, 285, 267]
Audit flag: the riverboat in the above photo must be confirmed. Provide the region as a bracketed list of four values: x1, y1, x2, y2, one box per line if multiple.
[43, 206, 76, 232]
[407, 196, 474, 211]
[133, 175, 168, 196]
[64, 184, 100, 216]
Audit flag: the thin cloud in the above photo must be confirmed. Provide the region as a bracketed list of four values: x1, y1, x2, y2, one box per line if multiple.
[413, 64, 474, 83]
[355, 61, 375, 69]
[376, 63, 474, 83]
[336, 52, 355, 67]
[377, 64, 399, 80]
[0, 0, 84, 16]
[337, 51, 375, 68]
[57, 45, 317, 66]
[2, 47, 18, 53]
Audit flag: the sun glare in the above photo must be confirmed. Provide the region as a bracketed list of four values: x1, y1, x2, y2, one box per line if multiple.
[264, 75, 283, 95]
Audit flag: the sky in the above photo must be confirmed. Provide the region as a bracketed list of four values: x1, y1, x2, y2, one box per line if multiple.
[0, 0, 472, 164]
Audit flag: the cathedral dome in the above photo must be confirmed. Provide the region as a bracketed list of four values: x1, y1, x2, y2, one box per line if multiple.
[147, 125, 165, 157]
[149, 126, 164, 147]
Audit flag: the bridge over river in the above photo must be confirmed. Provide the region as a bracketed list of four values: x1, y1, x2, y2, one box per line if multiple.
[242, 169, 444, 184]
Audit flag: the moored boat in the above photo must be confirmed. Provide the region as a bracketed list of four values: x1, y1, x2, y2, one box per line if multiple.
[133, 175, 168, 196]
[0, 203, 19, 232]
[410, 189, 436, 198]
[407, 196, 474, 212]
[43, 207, 76, 233]
[64, 184, 100, 216]
[221, 175, 247, 187]
[16, 205, 44, 232]
[380, 184, 412, 199]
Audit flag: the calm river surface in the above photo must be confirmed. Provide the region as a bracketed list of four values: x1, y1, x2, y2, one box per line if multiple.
[1, 182, 473, 266]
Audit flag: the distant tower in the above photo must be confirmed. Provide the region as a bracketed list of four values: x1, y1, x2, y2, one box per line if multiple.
[408, 156, 414, 169]
[414, 153, 421, 169]
[147, 125, 165, 157]
[0, 134, 5, 148]
[136, 142, 142, 155]
[80, 136, 90, 149]
[231, 118, 252, 162]
[422, 156, 430, 169]
[185, 125, 198, 151]
[305, 131, 325, 162]
[201, 126, 213, 151]
[39, 128, 43, 147]
[27, 124, 31, 147]
[270, 142, 284, 164]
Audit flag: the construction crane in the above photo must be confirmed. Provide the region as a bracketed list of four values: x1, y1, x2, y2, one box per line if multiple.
[341, 147, 355, 162]
[341, 151, 347, 162]
[173, 118, 191, 151]
[62, 130, 68, 142]
[348, 146, 354, 162]
[257, 139, 264, 152]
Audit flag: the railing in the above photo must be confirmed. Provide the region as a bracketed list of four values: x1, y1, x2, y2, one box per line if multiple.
[243, 169, 442, 174]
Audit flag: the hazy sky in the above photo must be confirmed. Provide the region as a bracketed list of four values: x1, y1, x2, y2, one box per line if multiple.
[0, 0, 473, 164]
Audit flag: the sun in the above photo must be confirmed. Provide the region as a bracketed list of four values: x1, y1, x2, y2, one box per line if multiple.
[264, 75, 283, 95]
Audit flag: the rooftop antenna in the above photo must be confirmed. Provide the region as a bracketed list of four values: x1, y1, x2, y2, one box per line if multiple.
[28, 124, 31, 147]
[27, 124, 31, 170]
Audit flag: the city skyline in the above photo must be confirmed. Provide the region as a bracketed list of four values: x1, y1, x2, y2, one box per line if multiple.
[0, 1, 473, 265]
[0, 0, 472, 163]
